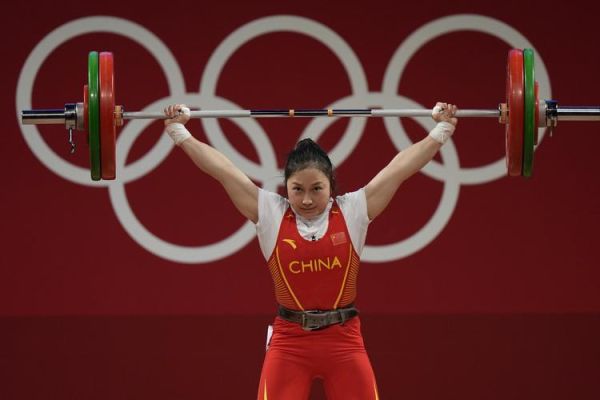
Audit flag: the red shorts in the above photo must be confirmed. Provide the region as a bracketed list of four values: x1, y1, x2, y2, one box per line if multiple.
[257, 316, 379, 400]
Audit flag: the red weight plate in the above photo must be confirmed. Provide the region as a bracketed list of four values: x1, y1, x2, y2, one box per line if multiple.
[99, 52, 116, 180]
[505, 49, 524, 176]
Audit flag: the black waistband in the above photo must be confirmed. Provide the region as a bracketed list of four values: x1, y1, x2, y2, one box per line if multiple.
[277, 304, 359, 331]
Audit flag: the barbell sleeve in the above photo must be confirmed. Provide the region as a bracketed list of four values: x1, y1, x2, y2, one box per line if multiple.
[22, 108, 70, 124]
[554, 106, 600, 121]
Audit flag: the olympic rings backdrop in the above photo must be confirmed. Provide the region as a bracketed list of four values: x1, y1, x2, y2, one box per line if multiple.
[2, 1, 600, 399]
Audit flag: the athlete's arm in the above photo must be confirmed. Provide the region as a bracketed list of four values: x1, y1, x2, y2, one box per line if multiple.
[363, 102, 457, 220]
[164, 104, 259, 223]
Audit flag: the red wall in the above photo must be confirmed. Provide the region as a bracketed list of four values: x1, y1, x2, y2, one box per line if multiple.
[2, 0, 600, 398]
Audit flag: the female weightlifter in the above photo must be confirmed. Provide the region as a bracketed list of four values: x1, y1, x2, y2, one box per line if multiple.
[163, 102, 458, 400]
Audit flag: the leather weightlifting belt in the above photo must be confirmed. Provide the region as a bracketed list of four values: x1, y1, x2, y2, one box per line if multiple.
[278, 304, 359, 331]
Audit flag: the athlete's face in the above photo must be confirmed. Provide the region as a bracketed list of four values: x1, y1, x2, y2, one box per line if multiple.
[286, 167, 331, 219]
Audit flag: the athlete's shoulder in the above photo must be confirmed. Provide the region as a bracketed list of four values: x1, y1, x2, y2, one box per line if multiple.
[335, 188, 366, 208]
[259, 188, 288, 208]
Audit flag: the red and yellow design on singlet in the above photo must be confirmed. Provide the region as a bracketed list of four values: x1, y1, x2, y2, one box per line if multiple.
[266, 202, 360, 311]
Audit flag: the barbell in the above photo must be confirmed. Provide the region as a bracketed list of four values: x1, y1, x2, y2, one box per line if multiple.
[20, 49, 600, 181]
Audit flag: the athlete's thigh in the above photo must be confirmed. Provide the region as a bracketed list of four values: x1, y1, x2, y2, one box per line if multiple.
[257, 349, 313, 400]
[322, 351, 379, 400]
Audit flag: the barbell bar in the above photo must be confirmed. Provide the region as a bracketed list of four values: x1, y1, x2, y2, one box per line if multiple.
[20, 106, 502, 121]
[19, 49, 600, 181]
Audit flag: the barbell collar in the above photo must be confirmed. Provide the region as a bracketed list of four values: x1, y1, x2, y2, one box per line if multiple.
[545, 99, 558, 127]
[64, 103, 78, 131]
[75, 102, 85, 131]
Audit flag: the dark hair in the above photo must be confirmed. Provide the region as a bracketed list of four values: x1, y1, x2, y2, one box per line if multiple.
[284, 138, 336, 193]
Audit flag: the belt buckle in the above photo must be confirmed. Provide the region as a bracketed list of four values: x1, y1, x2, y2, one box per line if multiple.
[301, 310, 324, 331]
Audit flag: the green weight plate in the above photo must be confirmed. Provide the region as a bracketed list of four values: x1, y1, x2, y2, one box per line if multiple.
[522, 48, 535, 177]
[88, 51, 101, 181]
[534, 81, 539, 146]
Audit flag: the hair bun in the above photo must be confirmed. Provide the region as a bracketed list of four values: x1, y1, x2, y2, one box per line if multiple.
[295, 138, 318, 150]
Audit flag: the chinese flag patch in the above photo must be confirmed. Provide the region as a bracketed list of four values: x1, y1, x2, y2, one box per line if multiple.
[330, 232, 347, 246]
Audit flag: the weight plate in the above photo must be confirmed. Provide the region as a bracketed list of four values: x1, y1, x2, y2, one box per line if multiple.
[99, 52, 116, 180]
[505, 49, 524, 176]
[88, 51, 101, 181]
[522, 48, 535, 177]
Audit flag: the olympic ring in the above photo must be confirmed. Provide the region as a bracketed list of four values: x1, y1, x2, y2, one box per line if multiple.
[199, 15, 369, 183]
[109, 94, 279, 263]
[16, 14, 552, 264]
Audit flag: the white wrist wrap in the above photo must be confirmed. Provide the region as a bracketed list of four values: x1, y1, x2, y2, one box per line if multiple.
[166, 123, 192, 145]
[166, 107, 192, 145]
[428, 121, 455, 145]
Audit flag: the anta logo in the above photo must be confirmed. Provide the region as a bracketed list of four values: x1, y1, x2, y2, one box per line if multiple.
[289, 256, 342, 274]
[282, 239, 297, 250]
